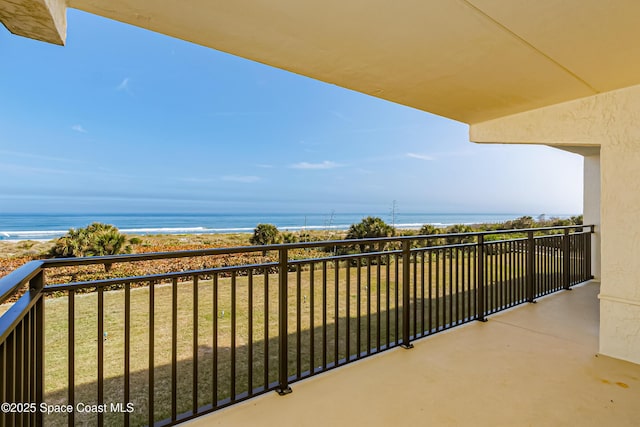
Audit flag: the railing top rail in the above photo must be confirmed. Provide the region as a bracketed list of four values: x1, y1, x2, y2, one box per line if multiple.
[0, 289, 41, 343]
[42, 261, 281, 292]
[38, 224, 595, 268]
[0, 260, 43, 305]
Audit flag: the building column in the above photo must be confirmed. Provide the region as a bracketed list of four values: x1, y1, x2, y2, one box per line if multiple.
[598, 141, 640, 363]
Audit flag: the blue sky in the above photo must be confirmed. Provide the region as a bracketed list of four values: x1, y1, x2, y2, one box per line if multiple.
[0, 10, 583, 215]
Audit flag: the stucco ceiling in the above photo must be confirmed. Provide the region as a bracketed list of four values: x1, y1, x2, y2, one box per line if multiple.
[7, 0, 640, 124]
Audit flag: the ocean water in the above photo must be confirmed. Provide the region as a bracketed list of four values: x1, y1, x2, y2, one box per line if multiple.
[0, 212, 570, 241]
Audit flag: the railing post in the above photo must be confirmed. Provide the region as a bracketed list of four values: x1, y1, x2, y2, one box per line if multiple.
[526, 231, 536, 303]
[477, 235, 486, 322]
[29, 270, 44, 426]
[563, 228, 571, 290]
[401, 240, 413, 349]
[586, 226, 593, 280]
[276, 248, 292, 395]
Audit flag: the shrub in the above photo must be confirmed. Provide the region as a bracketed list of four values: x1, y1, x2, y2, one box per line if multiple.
[17, 240, 36, 250]
[346, 217, 394, 252]
[281, 232, 299, 244]
[50, 223, 131, 271]
[507, 216, 535, 229]
[443, 224, 476, 244]
[250, 224, 281, 248]
[570, 215, 584, 225]
[416, 224, 444, 247]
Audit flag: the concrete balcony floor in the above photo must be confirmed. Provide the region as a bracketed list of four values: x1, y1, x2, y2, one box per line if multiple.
[187, 281, 640, 426]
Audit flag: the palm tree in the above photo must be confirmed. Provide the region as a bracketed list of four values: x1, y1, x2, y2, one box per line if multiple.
[50, 223, 131, 271]
[346, 217, 394, 252]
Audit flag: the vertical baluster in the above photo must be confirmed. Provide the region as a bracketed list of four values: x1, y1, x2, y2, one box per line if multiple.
[492, 244, 497, 313]
[584, 231, 589, 280]
[462, 247, 466, 320]
[435, 250, 441, 329]
[455, 247, 460, 323]
[564, 229, 571, 290]
[322, 261, 327, 368]
[30, 307, 37, 426]
[571, 234, 575, 286]
[580, 230, 588, 282]
[213, 274, 218, 405]
[346, 260, 351, 360]
[6, 332, 14, 427]
[192, 276, 198, 413]
[296, 265, 301, 378]
[149, 281, 155, 425]
[421, 251, 426, 335]
[98, 286, 104, 426]
[15, 323, 22, 421]
[32, 272, 44, 427]
[527, 231, 535, 302]
[356, 258, 361, 358]
[378, 253, 383, 351]
[508, 241, 513, 306]
[171, 278, 177, 421]
[524, 240, 528, 299]
[231, 272, 237, 400]
[547, 239, 551, 293]
[500, 242, 505, 309]
[386, 254, 391, 346]
[366, 258, 371, 354]
[401, 241, 413, 349]
[540, 239, 556, 293]
[68, 290, 75, 427]
[488, 244, 493, 314]
[394, 254, 399, 343]
[412, 252, 417, 337]
[477, 236, 485, 321]
[335, 260, 340, 365]
[262, 270, 268, 390]
[552, 239, 556, 292]
[25, 310, 32, 425]
[468, 246, 473, 319]
[276, 248, 291, 395]
[448, 247, 453, 325]
[428, 250, 433, 332]
[248, 270, 254, 395]
[587, 227, 593, 279]
[309, 263, 315, 372]
[124, 283, 130, 425]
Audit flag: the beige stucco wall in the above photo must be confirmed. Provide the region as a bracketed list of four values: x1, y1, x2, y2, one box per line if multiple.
[0, 0, 66, 45]
[471, 84, 640, 364]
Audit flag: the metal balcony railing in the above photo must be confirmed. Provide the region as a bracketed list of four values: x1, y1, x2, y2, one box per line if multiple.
[0, 225, 594, 426]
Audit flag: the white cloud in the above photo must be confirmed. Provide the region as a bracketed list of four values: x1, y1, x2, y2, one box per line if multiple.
[209, 111, 269, 117]
[221, 175, 261, 183]
[0, 150, 74, 163]
[71, 124, 87, 133]
[0, 162, 72, 175]
[178, 177, 216, 184]
[406, 152, 434, 161]
[290, 160, 343, 170]
[355, 168, 373, 175]
[116, 77, 130, 91]
[329, 110, 352, 122]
